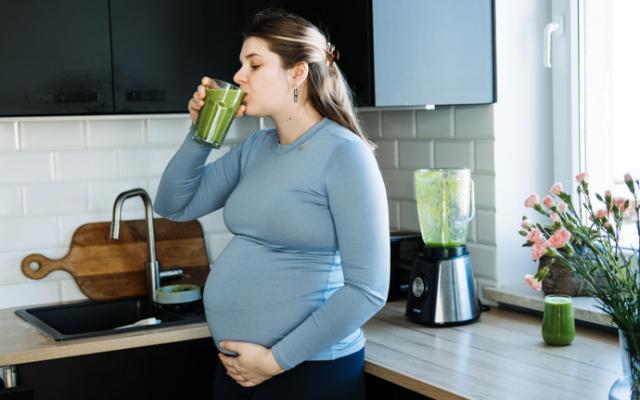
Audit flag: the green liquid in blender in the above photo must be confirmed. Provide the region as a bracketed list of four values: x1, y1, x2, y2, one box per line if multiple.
[415, 169, 471, 247]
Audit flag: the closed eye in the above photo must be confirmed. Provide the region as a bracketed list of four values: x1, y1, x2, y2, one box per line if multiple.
[250, 65, 261, 70]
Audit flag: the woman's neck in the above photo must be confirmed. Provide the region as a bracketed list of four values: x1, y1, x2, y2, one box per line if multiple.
[271, 103, 323, 144]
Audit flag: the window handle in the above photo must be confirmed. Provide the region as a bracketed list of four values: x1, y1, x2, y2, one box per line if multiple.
[543, 15, 564, 68]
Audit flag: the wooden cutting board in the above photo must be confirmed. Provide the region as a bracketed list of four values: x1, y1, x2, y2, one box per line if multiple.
[21, 219, 210, 301]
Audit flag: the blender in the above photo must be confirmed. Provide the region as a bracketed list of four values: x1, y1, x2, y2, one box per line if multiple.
[405, 168, 480, 326]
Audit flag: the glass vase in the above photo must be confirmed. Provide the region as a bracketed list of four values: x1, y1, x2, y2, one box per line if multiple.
[609, 330, 640, 400]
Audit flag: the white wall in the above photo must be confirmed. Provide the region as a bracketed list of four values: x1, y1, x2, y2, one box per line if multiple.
[493, 0, 554, 286]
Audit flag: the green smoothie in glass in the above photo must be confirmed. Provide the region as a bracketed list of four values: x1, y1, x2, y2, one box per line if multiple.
[542, 295, 576, 346]
[193, 80, 245, 148]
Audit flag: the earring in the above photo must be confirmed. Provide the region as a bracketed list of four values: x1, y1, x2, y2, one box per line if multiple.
[293, 88, 299, 103]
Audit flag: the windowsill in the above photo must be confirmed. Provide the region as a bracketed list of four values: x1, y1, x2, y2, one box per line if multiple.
[484, 284, 614, 329]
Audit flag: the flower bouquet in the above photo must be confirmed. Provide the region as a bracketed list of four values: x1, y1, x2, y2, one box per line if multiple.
[519, 173, 640, 398]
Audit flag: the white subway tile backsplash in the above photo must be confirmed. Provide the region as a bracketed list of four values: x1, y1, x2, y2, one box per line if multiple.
[198, 209, 229, 234]
[388, 200, 400, 230]
[262, 117, 276, 130]
[476, 209, 496, 245]
[472, 174, 495, 210]
[0, 186, 22, 217]
[382, 169, 415, 200]
[399, 201, 420, 232]
[55, 150, 117, 181]
[467, 216, 477, 243]
[398, 140, 433, 169]
[374, 140, 397, 169]
[23, 182, 87, 216]
[87, 179, 147, 212]
[20, 121, 84, 150]
[359, 111, 381, 138]
[226, 117, 260, 142]
[148, 117, 192, 146]
[0, 217, 58, 252]
[0, 122, 18, 151]
[416, 107, 453, 139]
[0, 251, 29, 285]
[466, 243, 497, 280]
[207, 232, 234, 261]
[0, 152, 54, 184]
[0, 280, 61, 309]
[117, 148, 175, 178]
[454, 105, 494, 139]
[381, 111, 415, 138]
[87, 119, 145, 148]
[434, 141, 474, 170]
[475, 140, 495, 173]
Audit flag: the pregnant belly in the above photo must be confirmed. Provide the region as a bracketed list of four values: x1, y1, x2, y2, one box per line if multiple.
[203, 235, 342, 350]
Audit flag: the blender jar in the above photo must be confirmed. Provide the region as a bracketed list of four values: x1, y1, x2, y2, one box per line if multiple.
[414, 168, 475, 247]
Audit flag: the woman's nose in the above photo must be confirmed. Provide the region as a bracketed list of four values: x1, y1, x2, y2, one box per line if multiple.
[233, 69, 245, 86]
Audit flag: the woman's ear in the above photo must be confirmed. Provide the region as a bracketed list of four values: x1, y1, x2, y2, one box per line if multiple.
[290, 62, 309, 88]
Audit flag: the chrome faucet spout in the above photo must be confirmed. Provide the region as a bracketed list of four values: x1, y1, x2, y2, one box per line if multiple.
[110, 188, 160, 303]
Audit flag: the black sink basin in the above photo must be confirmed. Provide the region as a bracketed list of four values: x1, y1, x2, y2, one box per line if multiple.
[15, 297, 206, 341]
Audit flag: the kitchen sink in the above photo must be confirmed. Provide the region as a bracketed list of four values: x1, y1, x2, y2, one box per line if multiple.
[15, 297, 206, 341]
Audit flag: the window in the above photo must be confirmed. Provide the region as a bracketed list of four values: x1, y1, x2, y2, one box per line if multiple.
[550, 0, 640, 247]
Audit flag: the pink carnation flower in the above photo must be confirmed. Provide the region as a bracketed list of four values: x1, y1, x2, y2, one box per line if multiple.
[550, 212, 560, 223]
[558, 201, 568, 213]
[613, 196, 627, 211]
[525, 194, 539, 208]
[576, 172, 588, 183]
[550, 182, 563, 195]
[548, 228, 572, 248]
[543, 195, 555, 208]
[527, 228, 542, 243]
[524, 274, 542, 291]
[596, 208, 608, 219]
[531, 240, 548, 260]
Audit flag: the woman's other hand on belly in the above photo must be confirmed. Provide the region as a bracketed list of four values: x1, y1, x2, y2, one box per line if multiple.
[218, 341, 285, 387]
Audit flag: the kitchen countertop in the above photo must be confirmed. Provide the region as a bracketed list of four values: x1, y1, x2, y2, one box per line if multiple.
[0, 301, 621, 400]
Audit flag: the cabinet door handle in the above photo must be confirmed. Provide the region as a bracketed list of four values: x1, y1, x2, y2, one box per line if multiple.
[56, 90, 98, 103]
[126, 90, 166, 101]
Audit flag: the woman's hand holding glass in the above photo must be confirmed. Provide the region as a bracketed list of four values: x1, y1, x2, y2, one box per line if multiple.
[188, 76, 246, 125]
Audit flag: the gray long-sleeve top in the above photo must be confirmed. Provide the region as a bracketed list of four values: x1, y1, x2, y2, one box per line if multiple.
[154, 118, 389, 370]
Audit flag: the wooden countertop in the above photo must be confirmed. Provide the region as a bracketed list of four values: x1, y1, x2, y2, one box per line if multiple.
[0, 301, 621, 400]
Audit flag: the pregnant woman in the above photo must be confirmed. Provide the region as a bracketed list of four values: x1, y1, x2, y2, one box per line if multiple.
[154, 9, 389, 400]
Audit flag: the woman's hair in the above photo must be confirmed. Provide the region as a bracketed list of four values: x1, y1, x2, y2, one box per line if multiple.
[244, 10, 376, 150]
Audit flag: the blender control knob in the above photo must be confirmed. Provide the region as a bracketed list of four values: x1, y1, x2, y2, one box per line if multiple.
[411, 276, 427, 298]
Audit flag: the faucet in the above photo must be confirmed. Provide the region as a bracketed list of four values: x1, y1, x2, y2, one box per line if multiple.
[110, 188, 161, 303]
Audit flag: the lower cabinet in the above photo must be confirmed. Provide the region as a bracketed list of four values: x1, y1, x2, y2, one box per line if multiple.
[2, 340, 431, 400]
[365, 374, 434, 400]
[11, 339, 217, 400]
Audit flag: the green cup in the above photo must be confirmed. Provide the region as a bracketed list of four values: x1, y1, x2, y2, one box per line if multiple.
[542, 294, 576, 346]
[193, 79, 245, 148]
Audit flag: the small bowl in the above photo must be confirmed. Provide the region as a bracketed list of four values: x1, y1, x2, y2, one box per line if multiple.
[156, 284, 202, 305]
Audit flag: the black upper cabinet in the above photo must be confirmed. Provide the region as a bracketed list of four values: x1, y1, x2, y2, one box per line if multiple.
[110, 0, 243, 113]
[0, 0, 494, 116]
[282, 0, 373, 107]
[0, 0, 113, 116]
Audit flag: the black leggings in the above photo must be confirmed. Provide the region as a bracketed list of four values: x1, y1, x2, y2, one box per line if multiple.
[212, 348, 365, 400]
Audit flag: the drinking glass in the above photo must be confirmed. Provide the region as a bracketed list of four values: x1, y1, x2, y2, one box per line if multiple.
[542, 294, 576, 346]
[193, 79, 245, 148]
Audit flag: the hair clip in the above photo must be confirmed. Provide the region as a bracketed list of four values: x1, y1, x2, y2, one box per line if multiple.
[326, 42, 340, 66]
